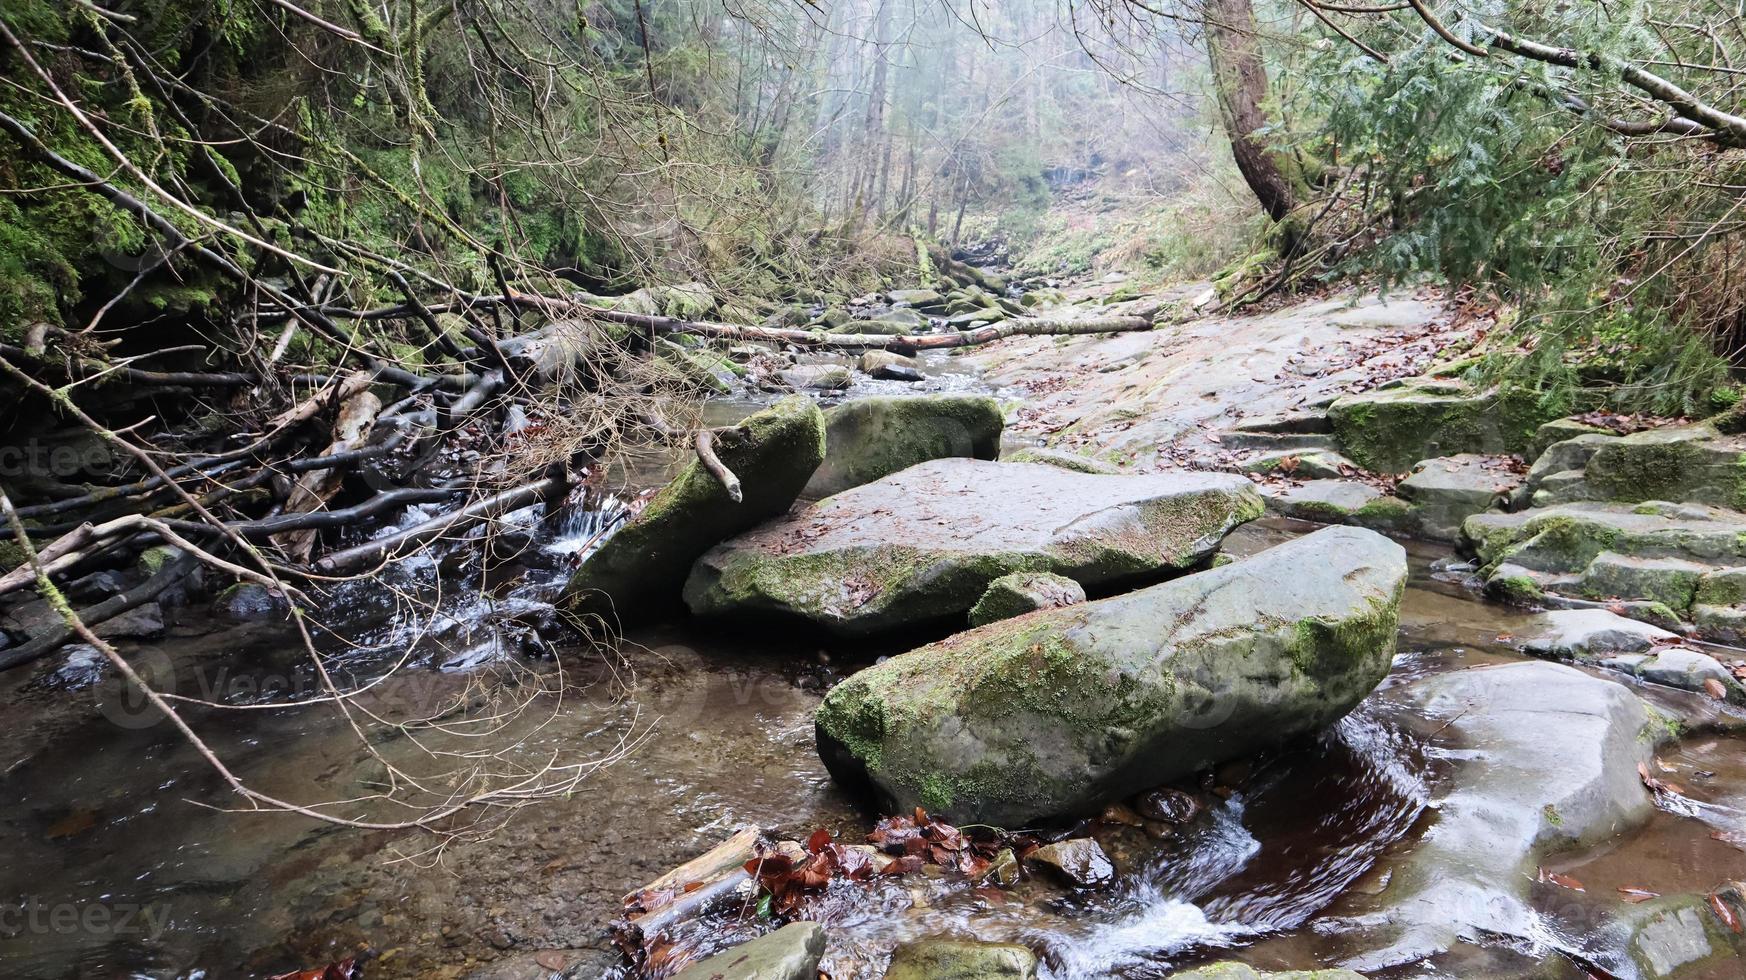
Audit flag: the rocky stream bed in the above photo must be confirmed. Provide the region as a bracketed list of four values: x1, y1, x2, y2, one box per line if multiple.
[4, 283, 1746, 980]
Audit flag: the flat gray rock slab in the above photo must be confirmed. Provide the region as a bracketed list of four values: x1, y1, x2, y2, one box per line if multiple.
[1520, 609, 1678, 659]
[686, 459, 1263, 636]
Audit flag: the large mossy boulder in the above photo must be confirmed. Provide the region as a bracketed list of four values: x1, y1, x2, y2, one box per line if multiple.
[1328, 378, 1548, 472]
[686, 459, 1264, 637]
[564, 397, 826, 622]
[813, 525, 1406, 825]
[804, 395, 1003, 498]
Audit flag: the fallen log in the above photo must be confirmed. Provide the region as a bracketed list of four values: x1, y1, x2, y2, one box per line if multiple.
[587, 307, 1152, 355]
[318, 292, 1153, 355]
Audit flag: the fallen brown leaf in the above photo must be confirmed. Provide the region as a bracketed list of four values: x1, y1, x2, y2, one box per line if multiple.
[1539, 868, 1585, 892]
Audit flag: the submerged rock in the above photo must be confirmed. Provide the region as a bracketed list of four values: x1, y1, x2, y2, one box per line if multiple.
[967, 571, 1085, 627]
[813, 526, 1405, 825]
[1327, 377, 1546, 472]
[883, 938, 1038, 980]
[1332, 662, 1659, 971]
[688, 459, 1263, 637]
[1602, 887, 1746, 978]
[565, 398, 826, 622]
[671, 921, 825, 980]
[804, 395, 1003, 498]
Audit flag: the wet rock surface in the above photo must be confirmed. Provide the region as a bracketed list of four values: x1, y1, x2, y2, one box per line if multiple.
[669, 921, 825, 980]
[1603, 887, 1746, 978]
[882, 937, 1039, 979]
[1330, 661, 1660, 971]
[814, 526, 1406, 825]
[1025, 838, 1115, 889]
[687, 459, 1263, 636]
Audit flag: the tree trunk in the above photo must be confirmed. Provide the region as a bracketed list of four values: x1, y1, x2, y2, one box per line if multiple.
[1202, 0, 1300, 223]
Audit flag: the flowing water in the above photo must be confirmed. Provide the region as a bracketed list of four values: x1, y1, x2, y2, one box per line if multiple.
[4, 378, 1745, 978]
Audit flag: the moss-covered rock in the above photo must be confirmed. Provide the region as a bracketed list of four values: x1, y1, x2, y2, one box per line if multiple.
[1531, 416, 1615, 459]
[1328, 378, 1551, 472]
[967, 571, 1086, 627]
[1239, 450, 1356, 480]
[1395, 454, 1521, 540]
[779, 364, 852, 391]
[1264, 480, 1418, 537]
[1463, 501, 1746, 638]
[1582, 424, 1746, 510]
[1000, 446, 1121, 474]
[883, 938, 1038, 980]
[805, 395, 1003, 498]
[813, 525, 1405, 825]
[564, 397, 826, 623]
[687, 459, 1265, 637]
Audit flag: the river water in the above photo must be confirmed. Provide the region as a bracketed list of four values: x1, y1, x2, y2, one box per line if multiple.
[3, 371, 1744, 979]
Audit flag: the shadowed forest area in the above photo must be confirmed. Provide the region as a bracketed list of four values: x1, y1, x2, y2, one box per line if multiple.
[4, 1, 1746, 979]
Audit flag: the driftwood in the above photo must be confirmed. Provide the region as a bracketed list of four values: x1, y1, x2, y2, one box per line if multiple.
[692, 430, 743, 503]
